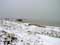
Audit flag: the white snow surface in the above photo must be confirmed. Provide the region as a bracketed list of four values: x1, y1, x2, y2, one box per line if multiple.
[0, 20, 60, 45]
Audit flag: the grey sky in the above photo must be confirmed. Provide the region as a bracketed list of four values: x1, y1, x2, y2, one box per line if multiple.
[0, 0, 60, 22]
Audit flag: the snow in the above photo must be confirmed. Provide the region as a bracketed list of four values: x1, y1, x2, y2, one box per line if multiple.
[0, 19, 60, 45]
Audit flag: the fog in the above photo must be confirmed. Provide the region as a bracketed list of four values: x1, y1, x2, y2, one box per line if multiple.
[0, 0, 60, 26]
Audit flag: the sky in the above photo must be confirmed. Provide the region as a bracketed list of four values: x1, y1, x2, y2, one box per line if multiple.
[0, 0, 60, 22]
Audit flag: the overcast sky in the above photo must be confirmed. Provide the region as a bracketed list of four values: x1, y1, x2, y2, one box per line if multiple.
[0, 0, 60, 22]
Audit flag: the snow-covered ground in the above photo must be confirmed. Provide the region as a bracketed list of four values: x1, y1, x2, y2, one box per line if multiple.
[0, 19, 60, 45]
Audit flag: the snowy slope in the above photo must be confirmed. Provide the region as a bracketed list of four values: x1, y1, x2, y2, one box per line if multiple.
[0, 19, 60, 45]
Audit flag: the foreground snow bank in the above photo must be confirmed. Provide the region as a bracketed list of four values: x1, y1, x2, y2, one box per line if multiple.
[0, 19, 60, 45]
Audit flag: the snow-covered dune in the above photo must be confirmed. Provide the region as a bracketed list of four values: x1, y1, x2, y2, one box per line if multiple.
[0, 19, 60, 45]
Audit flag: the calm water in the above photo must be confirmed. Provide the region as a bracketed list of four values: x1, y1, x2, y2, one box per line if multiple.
[23, 20, 60, 27]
